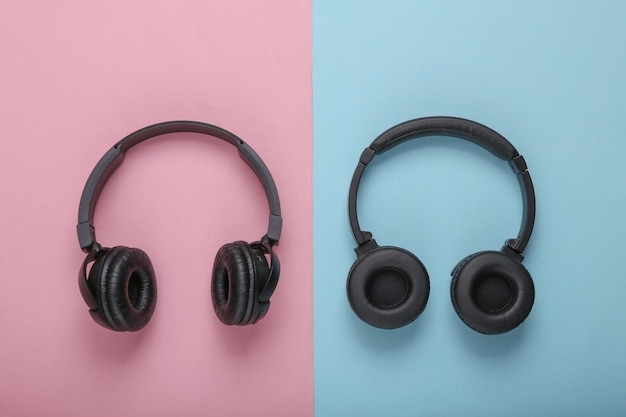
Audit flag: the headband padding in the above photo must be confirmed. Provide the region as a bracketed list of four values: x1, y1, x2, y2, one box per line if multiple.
[347, 246, 430, 329]
[87, 246, 157, 332]
[370, 116, 518, 160]
[451, 251, 534, 334]
[211, 241, 257, 325]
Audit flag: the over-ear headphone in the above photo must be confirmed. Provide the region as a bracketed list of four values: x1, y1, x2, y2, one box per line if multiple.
[346, 116, 536, 334]
[77, 121, 282, 331]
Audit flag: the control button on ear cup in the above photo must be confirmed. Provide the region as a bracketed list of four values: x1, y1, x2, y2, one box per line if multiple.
[212, 241, 261, 326]
[87, 246, 157, 332]
[451, 251, 534, 335]
[347, 246, 430, 329]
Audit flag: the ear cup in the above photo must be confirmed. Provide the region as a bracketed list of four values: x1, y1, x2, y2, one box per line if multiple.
[451, 251, 534, 334]
[87, 246, 157, 332]
[212, 241, 266, 326]
[347, 246, 430, 329]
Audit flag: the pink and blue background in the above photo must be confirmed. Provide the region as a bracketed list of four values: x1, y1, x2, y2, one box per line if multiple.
[1, 1, 625, 415]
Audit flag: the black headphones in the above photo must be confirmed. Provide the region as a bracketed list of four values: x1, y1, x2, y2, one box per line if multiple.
[347, 116, 536, 334]
[77, 121, 282, 332]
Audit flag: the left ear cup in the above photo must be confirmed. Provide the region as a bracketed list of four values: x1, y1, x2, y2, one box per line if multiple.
[450, 251, 534, 334]
[211, 241, 270, 325]
[347, 246, 430, 329]
[87, 246, 157, 332]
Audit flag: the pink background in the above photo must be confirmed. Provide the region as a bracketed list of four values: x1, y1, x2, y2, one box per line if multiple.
[0, 1, 312, 416]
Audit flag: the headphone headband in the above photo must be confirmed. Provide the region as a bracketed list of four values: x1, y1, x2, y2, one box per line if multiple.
[77, 121, 282, 252]
[348, 116, 535, 258]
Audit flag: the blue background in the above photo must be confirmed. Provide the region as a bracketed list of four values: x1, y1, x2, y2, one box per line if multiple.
[313, 1, 626, 415]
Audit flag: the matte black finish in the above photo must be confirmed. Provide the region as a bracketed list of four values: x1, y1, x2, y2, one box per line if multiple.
[77, 121, 282, 252]
[78, 250, 99, 310]
[348, 116, 535, 255]
[506, 161, 535, 256]
[370, 116, 518, 159]
[450, 251, 534, 334]
[347, 246, 430, 329]
[346, 116, 536, 333]
[258, 245, 281, 304]
[76, 121, 282, 331]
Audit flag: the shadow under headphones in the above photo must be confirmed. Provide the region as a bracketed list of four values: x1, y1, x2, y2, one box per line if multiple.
[77, 121, 282, 332]
[347, 116, 536, 334]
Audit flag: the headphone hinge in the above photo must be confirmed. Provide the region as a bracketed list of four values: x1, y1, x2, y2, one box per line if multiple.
[355, 236, 378, 257]
[77, 222, 97, 253]
[266, 214, 282, 245]
[501, 239, 524, 262]
[509, 154, 528, 174]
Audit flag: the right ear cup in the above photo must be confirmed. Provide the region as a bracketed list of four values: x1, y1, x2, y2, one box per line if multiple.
[212, 241, 268, 326]
[347, 246, 430, 329]
[87, 246, 157, 332]
[450, 250, 534, 334]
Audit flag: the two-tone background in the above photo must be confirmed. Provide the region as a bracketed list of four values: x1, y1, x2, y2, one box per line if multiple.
[1, 1, 625, 416]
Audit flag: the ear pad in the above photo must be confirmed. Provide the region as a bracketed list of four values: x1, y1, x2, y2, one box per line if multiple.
[451, 251, 534, 334]
[87, 246, 157, 332]
[211, 241, 270, 326]
[347, 246, 430, 329]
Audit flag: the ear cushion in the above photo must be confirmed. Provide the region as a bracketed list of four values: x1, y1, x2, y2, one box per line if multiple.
[87, 246, 157, 332]
[347, 246, 430, 329]
[211, 241, 258, 326]
[451, 251, 534, 334]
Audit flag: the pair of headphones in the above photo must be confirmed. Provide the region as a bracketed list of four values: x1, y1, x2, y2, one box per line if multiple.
[347, 116, 536, 334]
[77, 121, 282, 332]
